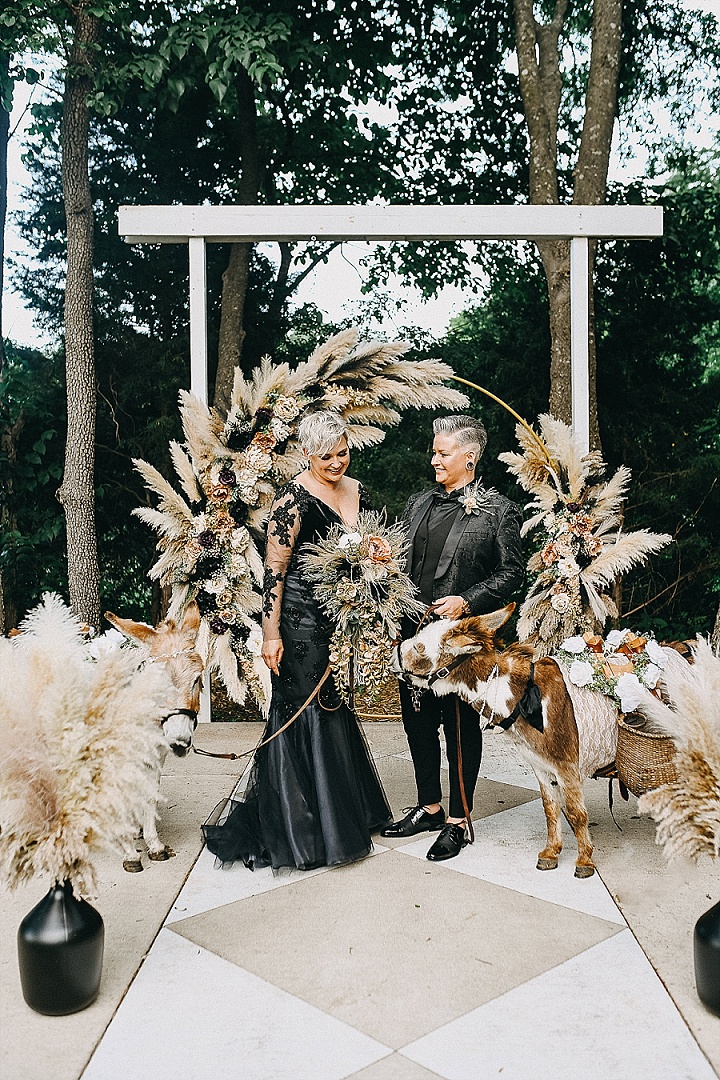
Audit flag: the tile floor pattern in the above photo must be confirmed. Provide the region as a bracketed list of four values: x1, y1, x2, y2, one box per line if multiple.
[82, 736, 716, 1080]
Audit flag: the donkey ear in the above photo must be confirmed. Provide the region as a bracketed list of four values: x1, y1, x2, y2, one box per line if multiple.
[104, 611, 156, 643]
[180, 601, 201, 635]
[469, 603, 515, 634]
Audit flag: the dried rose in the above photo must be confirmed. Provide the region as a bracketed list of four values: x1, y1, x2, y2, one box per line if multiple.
[251, 431, 277, 452]
[209, 484, 232, 503]
[213, 510, 235, 534]
[218, 467, 236, 487]
[364, 535, 393, 563]
[219, 609, 236, 624]
[185, 538, 203, 560]
[198, 529, 217, 549]
[550, 592, 571, 613]
[540, 542, 559, 566]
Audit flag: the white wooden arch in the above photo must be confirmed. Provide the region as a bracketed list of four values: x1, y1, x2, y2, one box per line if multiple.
[117, 202, 663, 719]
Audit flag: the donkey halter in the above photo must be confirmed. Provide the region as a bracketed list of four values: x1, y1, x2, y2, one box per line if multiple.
[138, 645, 202, 728]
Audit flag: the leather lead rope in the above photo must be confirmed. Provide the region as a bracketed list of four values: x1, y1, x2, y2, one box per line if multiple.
[193, 663, 334, 762]
[455, 696, 475, 844]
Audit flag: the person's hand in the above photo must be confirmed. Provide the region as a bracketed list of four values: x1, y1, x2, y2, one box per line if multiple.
[261, 637, 284, 675]
[430, 595, 469, 620]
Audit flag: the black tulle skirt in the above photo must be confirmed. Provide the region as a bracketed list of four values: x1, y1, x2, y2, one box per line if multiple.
[203, 570, 391, 871]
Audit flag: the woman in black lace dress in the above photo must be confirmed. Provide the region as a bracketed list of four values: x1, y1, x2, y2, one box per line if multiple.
[203, 412, 391, 870]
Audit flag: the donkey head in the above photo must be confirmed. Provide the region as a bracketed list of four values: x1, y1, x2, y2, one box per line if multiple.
[104, 603, 204, 757]
[393, 604, 516, 694]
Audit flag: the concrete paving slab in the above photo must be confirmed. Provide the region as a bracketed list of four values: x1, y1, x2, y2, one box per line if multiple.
[170, 847, 621, 1049]
[402, 931, 717, 1080]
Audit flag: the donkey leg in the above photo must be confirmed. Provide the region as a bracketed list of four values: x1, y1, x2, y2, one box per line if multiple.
[536, 778, 563, 871]
[559, 772, 595, 878]
[122, 830, 144, 873]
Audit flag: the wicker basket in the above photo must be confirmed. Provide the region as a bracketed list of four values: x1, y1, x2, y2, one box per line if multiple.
[355, 676, 402, 722]
[615, 714, 678, 796]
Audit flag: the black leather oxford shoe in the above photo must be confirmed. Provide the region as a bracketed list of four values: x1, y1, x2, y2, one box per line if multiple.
[426, 822, 468, 861]
[380, 805, 446, 838]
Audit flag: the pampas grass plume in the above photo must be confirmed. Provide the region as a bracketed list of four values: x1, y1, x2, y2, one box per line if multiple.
[0, 595, 171, 895]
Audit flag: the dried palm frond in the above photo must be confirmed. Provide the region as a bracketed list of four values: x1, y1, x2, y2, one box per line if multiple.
[501, 413, 671, 655]
[638, 640, 720, 860]
[134, 329, 468, 704]
[0, 595, 169, 895]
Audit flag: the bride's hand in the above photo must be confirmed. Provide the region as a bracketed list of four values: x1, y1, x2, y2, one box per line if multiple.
[261, 637, 284, 675]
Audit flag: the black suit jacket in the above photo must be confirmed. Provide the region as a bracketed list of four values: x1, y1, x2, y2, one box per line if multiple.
[402, 485, 524, 615]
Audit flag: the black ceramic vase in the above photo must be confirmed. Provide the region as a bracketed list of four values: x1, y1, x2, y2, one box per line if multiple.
[694, 899, 720, 1015]
[17, 880, 104, 1015]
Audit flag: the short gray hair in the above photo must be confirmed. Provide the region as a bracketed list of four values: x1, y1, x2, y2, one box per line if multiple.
[298, 410, 348, 456]
[433, 414, 487, 459]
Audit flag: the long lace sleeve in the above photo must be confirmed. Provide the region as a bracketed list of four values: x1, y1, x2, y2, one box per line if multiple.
[262, 486, 302, 641]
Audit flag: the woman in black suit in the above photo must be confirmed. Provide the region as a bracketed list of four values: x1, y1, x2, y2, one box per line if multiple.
[382, 415, 524, 860]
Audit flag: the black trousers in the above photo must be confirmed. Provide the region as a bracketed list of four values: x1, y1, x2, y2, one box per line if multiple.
[398, 679, 483, 820]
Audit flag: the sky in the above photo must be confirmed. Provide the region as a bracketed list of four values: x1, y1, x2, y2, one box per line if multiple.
[3, 1, 720, 352]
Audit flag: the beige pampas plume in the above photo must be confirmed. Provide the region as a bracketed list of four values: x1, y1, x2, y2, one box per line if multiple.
[133, 328, 469, 705]
[638, 640, 720, 860]
[0, 594, 170, 895]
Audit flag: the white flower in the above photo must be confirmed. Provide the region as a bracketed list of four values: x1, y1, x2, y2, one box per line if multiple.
[205, 576, 229, 595]
[338, 532, 362, 549]
[230, 526, 250, 550]
[569, 659, 595, 687]
[644, 639, 668, 667]
[86, 628, 125, 659]
[640, 663, 662, 690]
[557, 557, 580, 578]
[616, 672, 647, 713]
[269, 418, 291, 442]
[543, 514, 556, 529]
[550, 592, 571, 613]
[561, 635, 587, 654]
[193, 513, 208, 534]
[245, 625, 263, 656]
[605, 628, 630, 650]
[273, 395, 301, 421]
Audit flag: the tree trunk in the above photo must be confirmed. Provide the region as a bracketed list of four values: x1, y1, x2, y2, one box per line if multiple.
[0, 50, 11, 630]
[214, 68, 261, 413]
[56, 8, 101, 630]
[0, 49, 9, 362]
[513, 0, 622, 449]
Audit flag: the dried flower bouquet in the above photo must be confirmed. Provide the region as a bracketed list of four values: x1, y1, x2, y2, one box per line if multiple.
[299, 512, 424, 702]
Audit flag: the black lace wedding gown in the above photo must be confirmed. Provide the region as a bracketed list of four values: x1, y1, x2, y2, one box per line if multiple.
[203, 480, 391, 871]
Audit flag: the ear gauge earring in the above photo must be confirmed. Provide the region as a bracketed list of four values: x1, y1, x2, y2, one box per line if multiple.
[466, 460, 474, 471]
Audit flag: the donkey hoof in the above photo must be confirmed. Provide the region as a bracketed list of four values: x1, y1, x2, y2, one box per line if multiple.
[148, 847, 175, 862]
[123, 858, 144, 873]
[537, 856, 559, 871]
[574, 864, 595, 879]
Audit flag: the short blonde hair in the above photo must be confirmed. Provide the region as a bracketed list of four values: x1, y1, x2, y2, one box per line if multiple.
[298, 411, 348, 456]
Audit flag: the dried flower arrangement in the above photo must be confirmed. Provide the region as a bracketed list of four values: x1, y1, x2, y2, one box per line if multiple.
[554, 628, 670, 713]
[636, 639, 720, 859]
[134, 328, 467, 705]
[299, 511, 424, 702]
[499, 413, 672, 655]
[0, 595, 170, 896]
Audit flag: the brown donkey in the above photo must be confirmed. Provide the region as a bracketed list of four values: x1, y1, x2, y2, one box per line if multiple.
[104, 603, 204, 872]
[393, 604, 618, 878]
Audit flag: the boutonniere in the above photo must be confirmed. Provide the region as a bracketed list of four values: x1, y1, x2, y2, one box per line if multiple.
[459, 481, 498, 516]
